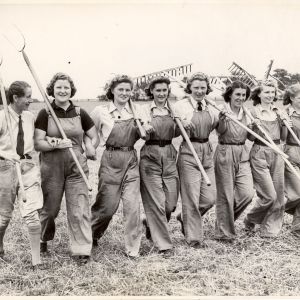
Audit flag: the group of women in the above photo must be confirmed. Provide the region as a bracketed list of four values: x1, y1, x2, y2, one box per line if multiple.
[4, 71, 300, 266]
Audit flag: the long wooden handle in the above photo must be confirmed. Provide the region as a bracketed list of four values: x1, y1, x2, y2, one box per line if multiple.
[242, 106, 288, 159]
[208, 99, 300, 181]
[283, 119, 300, 147]
[167, 99, 211, 186]
[0, 75, 26, 202]
[21, 50, 92, 192]
[128, 99, 146, 139]
[205, 98, 287, 158]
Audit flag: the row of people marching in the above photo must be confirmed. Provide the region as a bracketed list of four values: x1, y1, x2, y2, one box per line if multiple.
[0, 72, 299, 268]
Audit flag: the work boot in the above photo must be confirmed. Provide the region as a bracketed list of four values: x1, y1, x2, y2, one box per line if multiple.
[142, 218, 152, 241]
[40, 241, 48, 253]
[244, 217, 255, 232]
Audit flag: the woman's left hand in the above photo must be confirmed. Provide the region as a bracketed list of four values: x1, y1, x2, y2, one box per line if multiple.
[85, 145, 97, 160]
[143, 123, 155, 134]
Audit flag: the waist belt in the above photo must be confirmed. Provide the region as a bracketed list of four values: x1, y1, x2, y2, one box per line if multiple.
[20, 154, 32, 160]
[106, 145, 134, 151]
[190, 138, 209, 143]
[0, 154, 32, 160]
[145, 140, 172, 147]
[286, 142, 300, 146]
[254, 139, 280, 146]
[219, 141, 245, 146]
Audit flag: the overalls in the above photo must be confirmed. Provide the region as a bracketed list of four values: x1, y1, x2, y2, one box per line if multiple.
[140, 113, 179, 251]
[177, 107, 216, 244]
[39, 107, 92, 256]
[284, 113, 300, 234]
[246, 116, 285, 237]
[214, 114, 254, 240]
[91, 118, 142, 257]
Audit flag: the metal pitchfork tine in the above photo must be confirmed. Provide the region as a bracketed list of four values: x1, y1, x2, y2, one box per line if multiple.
[0, 54, 26, 202]
[4, 26, 93, 195]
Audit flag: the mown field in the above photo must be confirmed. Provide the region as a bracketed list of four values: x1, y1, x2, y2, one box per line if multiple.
[0, 99, 299, 296]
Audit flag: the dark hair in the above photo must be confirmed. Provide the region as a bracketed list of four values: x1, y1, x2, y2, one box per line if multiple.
[105, 74, 134, 101]
[46, 72, 77, 98]
[184, 72, 212, 94]
[251, 80, 278, 106]
[283, 83, 300, 105]
[145, 76, 171, 99]
[8, 81, 31, 104]
[223, 81, 250, 103]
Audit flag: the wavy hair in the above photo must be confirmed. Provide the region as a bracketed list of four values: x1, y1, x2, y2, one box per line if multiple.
[223, 81, 250, 103]
[184, 72, 212, 94]
[46, 72, 77, 98]
[283, 83, 300, 105]
[105, 74, 134, 101]
[251, 80, 278, 106]
[144, 76, 171, 99]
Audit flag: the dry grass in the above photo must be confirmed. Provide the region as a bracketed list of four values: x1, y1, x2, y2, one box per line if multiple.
[0, 101, 299, 296]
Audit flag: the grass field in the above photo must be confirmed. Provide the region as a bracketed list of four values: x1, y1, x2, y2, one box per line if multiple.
[0, 100, 299, 296]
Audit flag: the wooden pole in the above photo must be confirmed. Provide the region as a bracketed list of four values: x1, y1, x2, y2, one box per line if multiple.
[242, 106, 288, 159]
[167, 99, 211, 186]
[21, 50, 92, 193]
[128, 99, 146, 139]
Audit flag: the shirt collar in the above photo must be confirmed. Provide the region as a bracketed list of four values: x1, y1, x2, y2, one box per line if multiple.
[108, 101, 131, 114]
[51, 100, 74, 112]
[256, 103, 277, 113]
[150, 100, 171, 112]
[189, 96, 207, 110]
[287, 104, 300, 116]
[8, 105, 22, 120]
[224, 102, 244, 120]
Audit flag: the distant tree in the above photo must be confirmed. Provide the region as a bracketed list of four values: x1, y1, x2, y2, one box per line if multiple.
[272, 68, 300, 88]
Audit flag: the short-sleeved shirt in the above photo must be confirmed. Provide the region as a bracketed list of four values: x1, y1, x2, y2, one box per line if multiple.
[141, 101, 172, 124]
[35, 100, 94, 133]
[0, 105, 35, 159]
[91, 101, 143, 147]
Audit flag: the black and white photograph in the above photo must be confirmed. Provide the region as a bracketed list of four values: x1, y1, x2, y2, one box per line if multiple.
[0, 0, 299, 297]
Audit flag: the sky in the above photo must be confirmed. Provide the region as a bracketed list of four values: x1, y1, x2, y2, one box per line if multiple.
[0, 0, 300, 100]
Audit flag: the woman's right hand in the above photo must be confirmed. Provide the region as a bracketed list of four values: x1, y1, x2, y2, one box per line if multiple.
[182, 120, 195, 131]
[143, 123, 155, 134]
[56, 138, 73, 149]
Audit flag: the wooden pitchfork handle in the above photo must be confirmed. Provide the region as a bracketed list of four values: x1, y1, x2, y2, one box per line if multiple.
[242, 106, 288, 159]
[272, 109, 300, 148]
[21, 50, 92, 193]
[166, 98, 211, 186]
[128, 99, 146, 139]
[0, 60, 26, 202]
[205, 98, 288, 158]
[207, 99, 300, 181]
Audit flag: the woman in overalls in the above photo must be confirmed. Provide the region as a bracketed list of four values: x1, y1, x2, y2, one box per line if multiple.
[214, 81, 255, 242]
[140, 76, 179, 256]
[90, 75, 142, 258]
[244, 80, 287, 237]
[34, 72, 99, 264]
[283, 83, 300, 238]
[174, 72, 218, 248]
